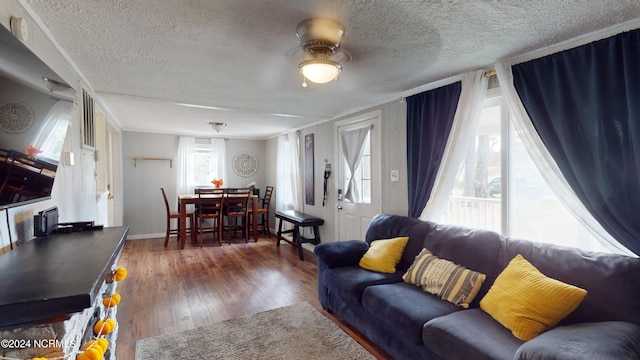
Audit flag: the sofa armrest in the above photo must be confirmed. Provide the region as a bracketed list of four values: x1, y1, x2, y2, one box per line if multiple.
[515, 321, 640, 360]
[314, 240, 369, 269]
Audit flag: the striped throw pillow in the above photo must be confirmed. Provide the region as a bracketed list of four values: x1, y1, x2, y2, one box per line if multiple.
[402, 248, 486, 308]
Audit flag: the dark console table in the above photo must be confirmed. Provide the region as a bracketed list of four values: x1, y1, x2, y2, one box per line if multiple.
[0, 226, 128, 329]
[276, 210, 324, 261]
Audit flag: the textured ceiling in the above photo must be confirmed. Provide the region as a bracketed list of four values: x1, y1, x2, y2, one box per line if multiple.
[18, 0, 640, 139]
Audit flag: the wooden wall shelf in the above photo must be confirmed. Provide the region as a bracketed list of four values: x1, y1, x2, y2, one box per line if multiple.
[132, 157, 173, 168]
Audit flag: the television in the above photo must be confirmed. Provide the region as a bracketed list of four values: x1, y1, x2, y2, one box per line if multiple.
[0, 24, 74, 210]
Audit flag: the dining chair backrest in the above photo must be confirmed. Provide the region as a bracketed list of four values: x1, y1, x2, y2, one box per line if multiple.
[198, 193, 223, 215]
[161, 187, 171, 216]
[224, 188, 251, 215]
[262, 186, 274, 209]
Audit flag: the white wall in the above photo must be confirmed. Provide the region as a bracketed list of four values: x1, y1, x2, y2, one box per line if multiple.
[122, 132, 267, 238]
[266, 99, 409, 245]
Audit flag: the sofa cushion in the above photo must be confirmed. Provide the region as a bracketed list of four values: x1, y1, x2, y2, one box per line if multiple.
[361, 282, 461, 345]
[359, 236, 409, 273]
[515, 322, 640, 360]
[480, 254, 587, 341]
[322, 265, 403, 304]
[423, 308, 523, 360]
[403, 248, 486, 308]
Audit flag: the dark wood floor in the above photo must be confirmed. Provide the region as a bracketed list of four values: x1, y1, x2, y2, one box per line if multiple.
[115, 234, 391, 359]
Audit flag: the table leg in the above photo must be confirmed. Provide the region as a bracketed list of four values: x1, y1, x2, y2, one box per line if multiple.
[179, 199, 187, 249]
[252, 197, 258, 242]
[276, 218, 283, 247]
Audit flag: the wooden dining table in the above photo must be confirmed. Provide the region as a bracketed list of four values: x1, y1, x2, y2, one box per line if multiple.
[178, 193, 259, 249]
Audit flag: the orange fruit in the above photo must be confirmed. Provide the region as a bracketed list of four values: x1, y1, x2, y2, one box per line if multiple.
[111, 293, 122, 304]
[102, 297, 117, 307]
[83, 347, 102, 360]
[97, 338, 109, 352]
[113, 267, 128, 281]
[93, 319, 114, 335]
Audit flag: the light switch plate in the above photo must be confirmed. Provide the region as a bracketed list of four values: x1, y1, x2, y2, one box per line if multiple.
[390, 170, 399, 182]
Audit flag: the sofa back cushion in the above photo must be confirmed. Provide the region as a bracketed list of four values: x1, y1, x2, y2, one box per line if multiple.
[366, 215, 505, 307]
[502, 239, 640, 326]
[366, 214, 435, 272]
[421, 223, 505, 307]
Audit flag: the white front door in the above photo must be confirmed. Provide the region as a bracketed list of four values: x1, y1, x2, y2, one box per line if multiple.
[336, 111, 382, 240]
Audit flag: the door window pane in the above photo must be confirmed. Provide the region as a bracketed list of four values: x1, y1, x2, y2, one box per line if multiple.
[343, 132, 371, 204]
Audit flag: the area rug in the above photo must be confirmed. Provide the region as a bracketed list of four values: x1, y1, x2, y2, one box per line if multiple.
[135, 301, 375, 360]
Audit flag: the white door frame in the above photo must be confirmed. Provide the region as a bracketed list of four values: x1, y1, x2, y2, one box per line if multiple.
[334, 110, 382, 241]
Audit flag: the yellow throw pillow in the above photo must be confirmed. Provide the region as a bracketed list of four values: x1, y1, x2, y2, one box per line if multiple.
[359, 237, 409, 273]
[479, 254, 587, 341]
[403, 248, 486, 308]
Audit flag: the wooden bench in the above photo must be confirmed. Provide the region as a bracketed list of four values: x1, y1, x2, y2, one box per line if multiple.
[275, 210, 324, 260]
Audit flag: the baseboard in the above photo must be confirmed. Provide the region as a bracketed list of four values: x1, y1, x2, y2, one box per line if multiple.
[0, 244, 13, 254]
[127, 233, 164, 240]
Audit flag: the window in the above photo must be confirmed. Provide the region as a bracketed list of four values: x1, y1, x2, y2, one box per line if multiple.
[443, 91, 609, 253]
[276, 132, 301, 211]
[176, 137, 225, 195]
[191, 138, 225, 186]
[342, 131, 371, 204]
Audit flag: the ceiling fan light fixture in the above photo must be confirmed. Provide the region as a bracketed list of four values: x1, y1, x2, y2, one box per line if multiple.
[209, 122, 227, 132]
[295, 17, 348, 86]
[299, 59, 341, 84]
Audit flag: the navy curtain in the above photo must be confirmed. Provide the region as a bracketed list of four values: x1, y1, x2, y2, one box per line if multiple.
[512, 28, 640, 255]
[406, 82, 462, 218]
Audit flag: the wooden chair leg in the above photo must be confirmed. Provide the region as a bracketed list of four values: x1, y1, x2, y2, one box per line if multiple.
[164, 217, 171, 247]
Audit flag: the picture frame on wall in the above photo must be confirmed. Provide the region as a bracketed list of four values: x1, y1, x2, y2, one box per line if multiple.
[305, 133, 314, 205]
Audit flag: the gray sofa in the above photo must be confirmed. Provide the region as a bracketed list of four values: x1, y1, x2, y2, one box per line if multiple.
[314, 214, 640, 360]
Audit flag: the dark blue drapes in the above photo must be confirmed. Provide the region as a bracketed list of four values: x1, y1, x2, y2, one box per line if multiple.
[512, 28, 640, 255]
[406, 82, 461, 218]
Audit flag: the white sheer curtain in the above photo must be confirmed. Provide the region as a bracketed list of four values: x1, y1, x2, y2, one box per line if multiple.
[495, 62, 632, 256]
[175, 136, 195, 204]
[32, 100, 72, 163]
[419, 70, 488, 221]
[276, 131, 302, 212]
[210, 138, 227, 183]
[341, 127, 370, 202]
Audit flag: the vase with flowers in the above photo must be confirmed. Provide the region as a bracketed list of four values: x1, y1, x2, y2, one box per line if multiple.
[25, 145, 42, 159]
[211, 178, 224, 189]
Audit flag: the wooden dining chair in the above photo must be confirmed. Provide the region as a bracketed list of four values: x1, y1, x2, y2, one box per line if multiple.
[222, 187, 251, 244]
[249, 186, 274, 238]
[162, 187, 194, 247]
[195, 193, 224, 246]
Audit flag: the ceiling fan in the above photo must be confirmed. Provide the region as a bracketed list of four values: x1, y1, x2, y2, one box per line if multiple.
[296, 17, 352, 86]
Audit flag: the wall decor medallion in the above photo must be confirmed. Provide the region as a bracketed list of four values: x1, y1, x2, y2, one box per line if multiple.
[232, 151, 258, 177]
[0, 100, 34, 133]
